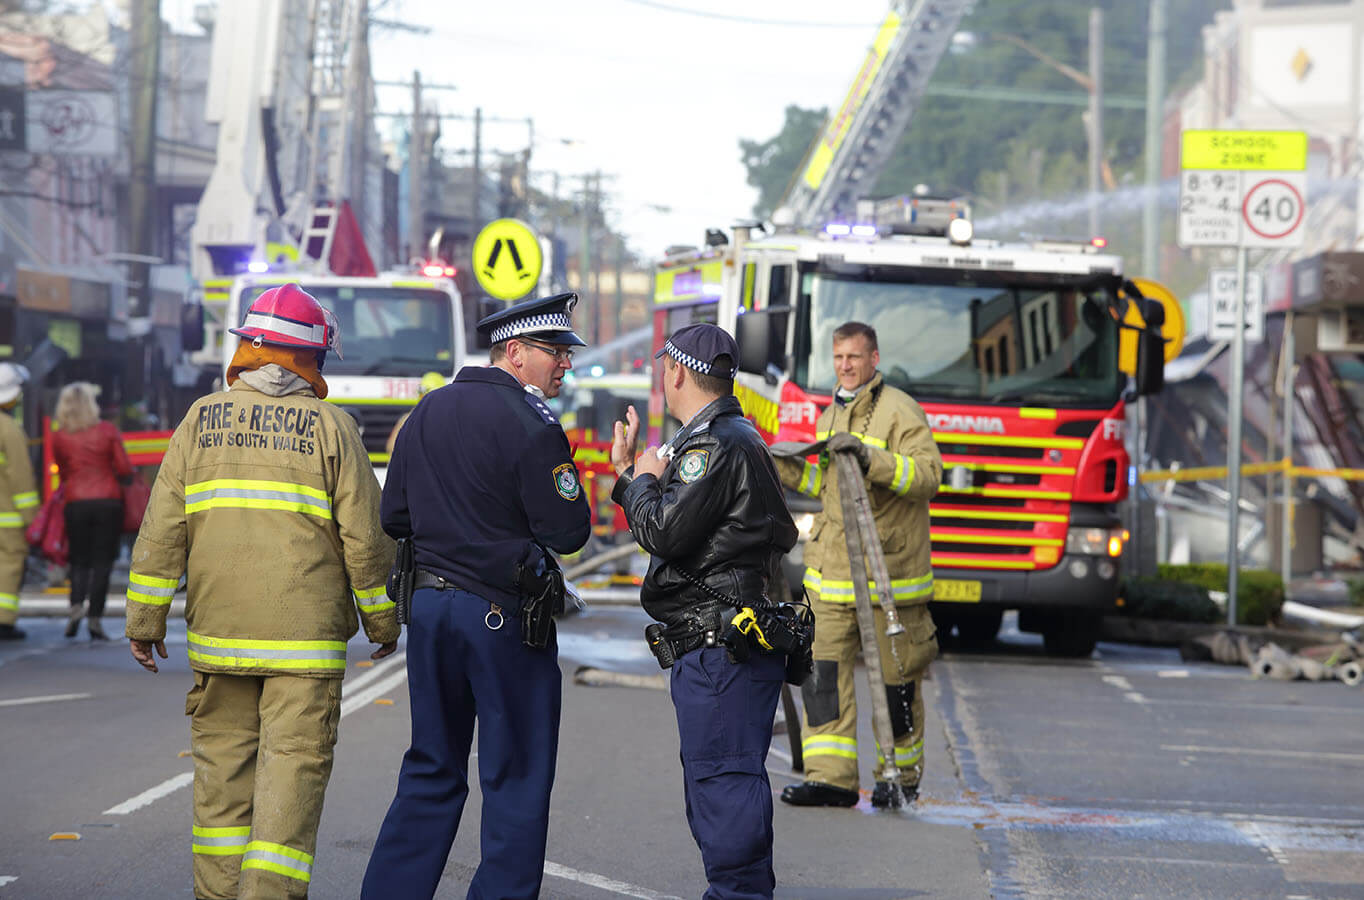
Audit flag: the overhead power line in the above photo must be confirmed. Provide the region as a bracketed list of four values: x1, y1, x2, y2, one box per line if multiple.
[618, 0, 875, 28]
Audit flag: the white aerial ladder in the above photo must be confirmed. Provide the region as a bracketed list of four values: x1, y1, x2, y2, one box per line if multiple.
[775, 0, 972, 228]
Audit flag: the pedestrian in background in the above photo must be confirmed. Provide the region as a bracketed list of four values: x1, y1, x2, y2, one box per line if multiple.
[611, 323, 798, 899]
[775, 321, 942, 809]
[362, 292, 591, 900]
[0, 362, 38, 640]
[126, 283, 397, 900]
[52, 381, 132, 640]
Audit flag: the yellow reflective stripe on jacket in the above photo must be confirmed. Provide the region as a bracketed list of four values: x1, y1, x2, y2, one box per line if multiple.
[0, 592, 17, 611]
[804, 568, 933, 603]
[796, 461, 823, 498]
[184, 479, 332, 520]
[891, 453, 915, 495]
[803, 735, 858, 760]
[127, 572, 178, 607]
[354, 585, 393, 614]
[11, 490, 37, 509]
[814, 430, 888, 450]
[192, 825, 250, 856]
[876, 739, 924, 768]
[186, 631, 347, 670]
[0, 512, 21, 528]
[241, 840, 313, 882]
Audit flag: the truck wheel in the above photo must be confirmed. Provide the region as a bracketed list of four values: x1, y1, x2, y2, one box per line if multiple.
[956, 608, 1003, 647]
[928, 603, 959, 638]
[1042, 618, 1099, 658]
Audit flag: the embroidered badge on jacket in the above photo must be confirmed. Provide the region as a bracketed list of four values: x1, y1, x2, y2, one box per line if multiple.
[677, 449, 709, 484]
[553, 463, 580, 500]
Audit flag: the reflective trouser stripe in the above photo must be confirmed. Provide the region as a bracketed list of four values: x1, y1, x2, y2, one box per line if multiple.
[186, 631, 347, 671]
[804, 568, 933, 603]
[185, 479, 332, 520]
[0, 592, 16, 611]
[796, 461, 823, 498]
[891, 454, 915, 495]
[192, 825, 250, 856]
[353, 585, 393, 614]
[241, 841, 313, 883]
[0, 512, 21, 527]
[127, 572, 178, 607]
[802, 735, 858, 760]
[11, 491, 37, 510]
[876, 739, 925, 768]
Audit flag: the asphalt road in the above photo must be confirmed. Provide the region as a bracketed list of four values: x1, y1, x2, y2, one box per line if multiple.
[1, 606, 1361, 899]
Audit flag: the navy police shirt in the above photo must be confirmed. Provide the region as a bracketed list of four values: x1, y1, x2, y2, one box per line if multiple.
[381, 365, 591, 610]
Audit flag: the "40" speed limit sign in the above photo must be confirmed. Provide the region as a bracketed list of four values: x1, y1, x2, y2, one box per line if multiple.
[1241, 173, 1305, 248]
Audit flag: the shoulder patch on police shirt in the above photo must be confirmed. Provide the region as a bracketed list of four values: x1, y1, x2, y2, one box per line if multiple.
[524, 392, 558, 425]
[553, 462, 580, 500]
[677, 448, 709, 484]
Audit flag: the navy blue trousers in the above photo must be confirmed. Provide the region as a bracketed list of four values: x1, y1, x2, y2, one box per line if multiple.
[671, 647, 785, 900]
[361, 587, 561, 900]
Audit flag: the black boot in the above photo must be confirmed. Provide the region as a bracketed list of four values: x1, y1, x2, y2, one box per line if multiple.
[779, 781, 859, 808]
[0, 623, 26, 640]
[871, 781, 918, 809]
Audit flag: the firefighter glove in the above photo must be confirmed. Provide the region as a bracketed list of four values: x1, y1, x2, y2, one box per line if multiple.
[826, 432, 870, 471]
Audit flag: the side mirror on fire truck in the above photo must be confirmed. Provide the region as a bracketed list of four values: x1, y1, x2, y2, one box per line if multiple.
[1134, 298, 1165, 397]
[181, 301, 205, 353]
[736, 307, 789, 385]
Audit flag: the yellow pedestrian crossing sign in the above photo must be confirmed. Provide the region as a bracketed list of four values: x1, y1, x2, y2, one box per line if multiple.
[472, 218, 542, 300]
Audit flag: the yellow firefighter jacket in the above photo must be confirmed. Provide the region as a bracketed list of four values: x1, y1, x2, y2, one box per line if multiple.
[0, 412, 39, 532]
[775, 372, 942, 606]
[125, 378, 398, 676]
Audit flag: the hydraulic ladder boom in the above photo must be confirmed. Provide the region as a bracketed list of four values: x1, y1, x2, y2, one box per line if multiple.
[777, 0, 971, 227]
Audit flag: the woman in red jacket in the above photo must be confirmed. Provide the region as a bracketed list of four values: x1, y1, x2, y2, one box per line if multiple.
[52, 383, 132, 639]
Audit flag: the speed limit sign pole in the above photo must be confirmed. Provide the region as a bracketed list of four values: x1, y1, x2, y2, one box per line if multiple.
[1178, 129, 1307, 625]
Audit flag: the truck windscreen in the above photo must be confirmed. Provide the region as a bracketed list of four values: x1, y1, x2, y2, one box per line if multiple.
[240, 286, 454, 376]
[793, 267, 1123, 407]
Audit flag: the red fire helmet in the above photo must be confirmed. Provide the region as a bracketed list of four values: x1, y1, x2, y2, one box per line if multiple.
[229, 283, 338, 353]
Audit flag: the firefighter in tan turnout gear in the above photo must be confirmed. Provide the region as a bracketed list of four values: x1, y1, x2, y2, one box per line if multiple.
[125, 283, 398, 899]
[775, 321, 942, 808]
[0, 363, 38, 640]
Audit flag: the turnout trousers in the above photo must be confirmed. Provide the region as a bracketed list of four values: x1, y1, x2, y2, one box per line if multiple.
[361, 587, 562, 900]
[799, 598, 938, 792]
[187, 671, 343, 900]
[0, 528, 25, 626]
[671, 646, 786, 900]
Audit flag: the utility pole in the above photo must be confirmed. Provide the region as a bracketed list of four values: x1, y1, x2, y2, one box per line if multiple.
[128, 0, 161, 320]
[127, 0, 161, 422]
[579, 173, 593, 340]
[471, 107, 482, 234]
[1142, 0, 1167, 277]
[408, 69, 423, 260]
[1087, 7, 1104, 236]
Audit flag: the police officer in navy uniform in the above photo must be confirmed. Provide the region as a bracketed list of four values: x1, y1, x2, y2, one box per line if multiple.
[362, 291, 592, 900]
[611, 323, 798, 900]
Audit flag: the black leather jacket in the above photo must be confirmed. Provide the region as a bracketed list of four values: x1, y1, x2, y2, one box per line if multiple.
[613, 396, 798, 626]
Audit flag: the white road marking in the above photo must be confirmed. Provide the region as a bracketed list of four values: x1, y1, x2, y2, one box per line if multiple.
[1162, 744, 1364, 763]
[767, 745, 792, 765]
[0, 692, 92, 708]
[343, 652, 407, 696]
[103, 772, 194, 816]
[341, 671, 408, 717]
[0, 876, 17, 886]
[1124, 692, 1148, 704]
[1101, 675, 1132, 690]
[1157, 669, 1190, 678]
[103, 655, 409, 817]
[543, 861, 683, 900]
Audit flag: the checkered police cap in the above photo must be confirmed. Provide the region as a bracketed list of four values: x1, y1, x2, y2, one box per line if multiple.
[655, 323, 738, 379]
[476, 291, 587, 347]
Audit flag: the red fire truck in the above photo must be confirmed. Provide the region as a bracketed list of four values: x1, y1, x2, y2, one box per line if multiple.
[649, 196, 1168, 656]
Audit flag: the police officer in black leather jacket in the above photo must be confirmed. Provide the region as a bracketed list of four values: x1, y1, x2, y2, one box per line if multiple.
[612, 323, 797, 900]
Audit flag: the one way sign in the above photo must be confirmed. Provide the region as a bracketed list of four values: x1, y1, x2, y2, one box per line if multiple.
[1208, 268, 1264, 343]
